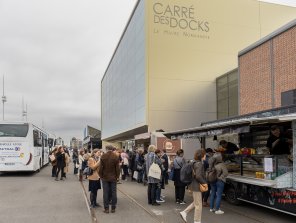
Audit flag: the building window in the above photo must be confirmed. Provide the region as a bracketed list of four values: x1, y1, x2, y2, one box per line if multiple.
[281, 89, 296, 107]
[217, 69, 238, 119]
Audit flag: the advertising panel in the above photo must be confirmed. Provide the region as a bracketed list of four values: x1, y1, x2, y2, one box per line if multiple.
[0, 142, 31, 167]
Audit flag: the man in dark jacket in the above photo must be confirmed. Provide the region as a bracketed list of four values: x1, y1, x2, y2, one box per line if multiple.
[99, 145, 120, 213]
[219, 140, 239, 154]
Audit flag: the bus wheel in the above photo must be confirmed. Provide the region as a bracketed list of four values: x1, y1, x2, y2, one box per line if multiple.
[37, 159, 41, 172]
[225, 186, 240, 205]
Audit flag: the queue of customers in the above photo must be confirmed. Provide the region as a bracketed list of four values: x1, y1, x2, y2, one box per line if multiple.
[49, 144, 228, 222]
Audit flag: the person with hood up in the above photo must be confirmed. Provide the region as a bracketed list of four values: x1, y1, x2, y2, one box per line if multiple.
[209, 152, 228, 214]
[179, 148, 207, 223]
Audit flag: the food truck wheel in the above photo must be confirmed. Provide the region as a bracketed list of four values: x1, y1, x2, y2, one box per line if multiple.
[225, 186, 240, 205]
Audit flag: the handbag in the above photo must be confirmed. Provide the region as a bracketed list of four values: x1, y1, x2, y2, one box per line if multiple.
[123, 157, 129, 166]
[83, 167, 93, 176]
[137, 164, 143, 171]
[199, 183, 208, 192]
[133, 171, 139, 179]
[49, 154, 55, 162]
[148, 155, 161, 179]
[148, 163, 161, 179]
[169, 167, 175, 181]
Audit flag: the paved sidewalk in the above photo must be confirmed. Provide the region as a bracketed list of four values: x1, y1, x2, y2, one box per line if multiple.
[81, 176, 296, 223]
[81, 177, 241, 223]
[0, 164, 91, 223]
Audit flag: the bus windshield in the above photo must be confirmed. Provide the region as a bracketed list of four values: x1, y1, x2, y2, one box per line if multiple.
[0, 124, 29, 137]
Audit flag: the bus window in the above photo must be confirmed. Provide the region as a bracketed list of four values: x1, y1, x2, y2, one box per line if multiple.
[33, 130, 42, 147]
[48, 138, 54, 148]
[43, 133, 48, 147]
[0, 124, 29, 137]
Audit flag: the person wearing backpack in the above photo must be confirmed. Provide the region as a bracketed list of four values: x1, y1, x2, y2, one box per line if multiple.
[202, 148, 214, 206]
[173, 149, 186, 204]
[179, 148, 207, 223]
[209, 152, 228, 214]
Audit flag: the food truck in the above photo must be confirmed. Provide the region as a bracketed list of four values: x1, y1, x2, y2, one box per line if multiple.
[164, 107, 296, 216]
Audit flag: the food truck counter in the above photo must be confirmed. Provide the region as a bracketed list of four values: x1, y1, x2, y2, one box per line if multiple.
[225, 154, 293, 188]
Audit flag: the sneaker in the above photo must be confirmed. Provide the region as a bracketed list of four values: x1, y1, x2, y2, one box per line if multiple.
[179, 211, 187, 222]
[210, 209, 216, 212]
[161, 195, 166, 199]
[103, 209, 109, 214]
[156, 199, 165, 203]
[179, 201, 186, 205]
[111, 209, 115, 213]
[215, 209, 224, 214]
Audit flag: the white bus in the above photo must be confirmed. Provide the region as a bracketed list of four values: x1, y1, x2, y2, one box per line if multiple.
[0, 122, 50, 172]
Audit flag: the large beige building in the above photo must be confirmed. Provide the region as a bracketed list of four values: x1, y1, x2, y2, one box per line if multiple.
[101, 0, 296, 142]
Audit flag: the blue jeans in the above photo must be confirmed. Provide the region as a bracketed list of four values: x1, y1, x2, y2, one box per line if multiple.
[210, 180, 225, 210]
[156, 184, 161, 200]
[102, 180, 117, 209]
[138, 170, 144, 182]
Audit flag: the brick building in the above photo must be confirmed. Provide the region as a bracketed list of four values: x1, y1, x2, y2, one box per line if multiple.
[239, 19, 296, 115]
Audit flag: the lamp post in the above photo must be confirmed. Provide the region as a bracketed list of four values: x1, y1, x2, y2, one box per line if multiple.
[2, 75, 7, 121]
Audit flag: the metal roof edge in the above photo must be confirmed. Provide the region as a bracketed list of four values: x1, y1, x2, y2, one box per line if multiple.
[239, 18, 296, 57]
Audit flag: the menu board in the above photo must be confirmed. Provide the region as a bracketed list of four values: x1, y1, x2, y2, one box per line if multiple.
[264, 158, 273, 172]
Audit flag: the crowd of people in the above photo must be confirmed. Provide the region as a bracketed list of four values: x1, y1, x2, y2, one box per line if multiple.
[48, 144, 228, 223]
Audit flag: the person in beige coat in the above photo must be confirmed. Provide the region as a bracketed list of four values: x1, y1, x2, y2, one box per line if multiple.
[63, 149, 70, 178]
[88, 148, 101, 208]
[180, 148, 207, 223]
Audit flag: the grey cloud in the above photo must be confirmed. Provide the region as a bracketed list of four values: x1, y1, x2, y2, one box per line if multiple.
[0, 0, 137, 144]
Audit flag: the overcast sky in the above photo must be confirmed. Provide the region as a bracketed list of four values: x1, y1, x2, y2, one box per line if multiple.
[0, 0, 294, 145]
[0, 0, 137, 144]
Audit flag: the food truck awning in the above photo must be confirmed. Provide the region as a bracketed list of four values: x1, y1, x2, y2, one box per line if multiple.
[164, 114, 296, 139]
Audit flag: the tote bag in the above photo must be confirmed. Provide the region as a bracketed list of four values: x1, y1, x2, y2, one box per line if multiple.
[123, 157, 129, 166]
[148, 162, 161, 180]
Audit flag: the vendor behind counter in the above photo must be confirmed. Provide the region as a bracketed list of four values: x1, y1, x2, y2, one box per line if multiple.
[219, 140, 239, 155]
[266, 125, 292, 155]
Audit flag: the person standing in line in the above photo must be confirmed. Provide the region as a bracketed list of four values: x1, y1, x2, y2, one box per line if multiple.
[49, 147, 58, 177]
[129, 148, 137, 182]
[99, 145, 120, 214]
[121, 149, 129, 181]
[63, 147, 70, 179]
[180, 148, 207, 223]
[173, 149, 186, 204]
[161, 148, 169, 185]
[83, 149, 91, 179]
[209, 152, 228, 214]
[155, 149, 165, 203]
[202, 148, 214, 207]
[88, 148, 102, 208]
[146, 145, 162, 206]
[78, 149, 85, 181]
[135, 148, 145, 183]
[55, 146, 66, 181]
[72, 148, 79, 175]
